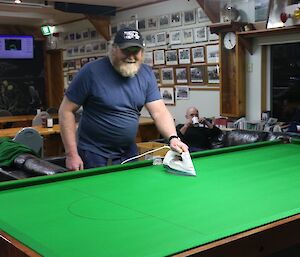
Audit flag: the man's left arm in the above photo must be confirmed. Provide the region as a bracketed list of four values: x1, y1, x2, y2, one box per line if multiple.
[145, 99, 188, 153]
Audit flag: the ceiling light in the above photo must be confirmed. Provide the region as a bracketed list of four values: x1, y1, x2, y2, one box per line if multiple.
[14, 0, 22, 3]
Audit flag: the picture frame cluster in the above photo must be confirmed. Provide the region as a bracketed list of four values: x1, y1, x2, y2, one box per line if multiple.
[149, 44, 220, 105]
[148, 44, 219, 84]
[63, 29, 107, 57]
[111, 8, 209, 34]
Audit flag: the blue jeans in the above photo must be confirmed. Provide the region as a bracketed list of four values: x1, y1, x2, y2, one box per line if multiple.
[78, 144, 138, 169]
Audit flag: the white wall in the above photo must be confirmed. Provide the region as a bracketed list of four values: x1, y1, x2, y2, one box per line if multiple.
[141, 89, 220, 123]
[59, 0, 222, 124]
[114, 0, 221, 124]
[58, 0, 300, 124]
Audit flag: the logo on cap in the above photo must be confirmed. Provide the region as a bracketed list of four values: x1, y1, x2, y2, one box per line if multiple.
[123, 31, 140, 40]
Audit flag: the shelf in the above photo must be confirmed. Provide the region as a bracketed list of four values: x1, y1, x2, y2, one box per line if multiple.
[237, 25, 300, 55]
[209, 21, 247, 34]
[237, 25, 300, 38]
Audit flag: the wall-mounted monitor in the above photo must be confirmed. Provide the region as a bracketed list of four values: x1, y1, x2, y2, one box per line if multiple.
[0, 35, 34, 59]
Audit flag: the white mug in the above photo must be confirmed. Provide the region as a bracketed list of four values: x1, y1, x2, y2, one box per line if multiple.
[192, 116, 199, 127]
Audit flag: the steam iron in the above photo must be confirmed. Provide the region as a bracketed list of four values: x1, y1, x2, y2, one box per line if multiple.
[163, 150, 196, 176]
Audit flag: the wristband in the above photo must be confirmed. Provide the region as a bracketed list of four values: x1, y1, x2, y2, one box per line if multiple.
[168, 135, 179, 143]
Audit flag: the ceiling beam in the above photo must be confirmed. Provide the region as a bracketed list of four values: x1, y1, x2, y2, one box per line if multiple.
[0, 25, 43, 39]
[86, 15, 111, 41]
[196, 0, 220, 23]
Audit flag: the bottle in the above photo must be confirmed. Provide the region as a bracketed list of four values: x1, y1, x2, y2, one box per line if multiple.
[41, 112, 47, 128]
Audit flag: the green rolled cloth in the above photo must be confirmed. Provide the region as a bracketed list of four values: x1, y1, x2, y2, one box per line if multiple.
[0, 137, 37, 167]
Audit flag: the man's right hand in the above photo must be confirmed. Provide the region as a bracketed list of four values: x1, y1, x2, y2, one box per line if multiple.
[66, 154, 84, 171]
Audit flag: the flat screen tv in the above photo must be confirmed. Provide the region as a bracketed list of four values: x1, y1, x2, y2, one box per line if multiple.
[0, 35, 34, 59]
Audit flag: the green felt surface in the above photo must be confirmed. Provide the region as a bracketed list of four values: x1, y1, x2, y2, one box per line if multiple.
[1, 140, 300, 257]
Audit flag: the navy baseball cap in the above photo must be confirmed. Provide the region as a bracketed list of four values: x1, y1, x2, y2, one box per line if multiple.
[114, 27, 145, 49]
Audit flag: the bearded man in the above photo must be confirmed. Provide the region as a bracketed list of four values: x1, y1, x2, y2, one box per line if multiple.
[59, 27, 187, 170]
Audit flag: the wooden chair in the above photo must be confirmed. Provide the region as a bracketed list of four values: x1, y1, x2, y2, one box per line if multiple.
[13, 127, 44, 157]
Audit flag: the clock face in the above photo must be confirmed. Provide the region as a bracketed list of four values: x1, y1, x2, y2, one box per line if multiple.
[223, 32, 236, 50]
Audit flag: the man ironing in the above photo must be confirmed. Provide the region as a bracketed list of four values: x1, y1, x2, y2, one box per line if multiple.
[59, 27, 188, 170]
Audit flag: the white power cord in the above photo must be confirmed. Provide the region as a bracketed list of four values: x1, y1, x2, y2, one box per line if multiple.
[121, 145, 170, 164]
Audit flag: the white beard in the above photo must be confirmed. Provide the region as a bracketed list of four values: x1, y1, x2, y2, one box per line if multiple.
[116, 61, 141, 77]
[109, 47, 143, 77]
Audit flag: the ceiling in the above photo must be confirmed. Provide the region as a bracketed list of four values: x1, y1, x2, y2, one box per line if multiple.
[0, 0, 168, 27]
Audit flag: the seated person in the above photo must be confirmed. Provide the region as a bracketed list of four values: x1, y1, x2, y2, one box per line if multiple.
[176, 107, 221, 152]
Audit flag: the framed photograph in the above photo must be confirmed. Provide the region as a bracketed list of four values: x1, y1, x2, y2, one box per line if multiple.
[206, 44, 219, 63]
[75, 32, 82, 41]
[161, 67, 174, 85]
[170, 12, 182, 27]
[99, 41, 107, 52]
[194, 27, 207, 42]
[165, 50, 178, 65]
[75, 59, 81, 69]
[197, 7, 209, 22]
[85, 43, 93, 53]
[152, 68, 160, 84]
[66, 47, 73, 57]
[178, 48, 191, 64]
[191, 46, 205, 63]
[207, 27, 219, 41]
[190, 66, 205, 83]
[207, 65, 220, 84]
[138, 18, 146, 30]
[68, 32, 75, 41]
[144, 33, 156, 47]
[160, 87, 175, 105]
[92, 42, 99, 52]
[68, 60, 76, 70]
[147, 17, 158, 30]
[117, 21, 127, 30]
[155, 32, 167, 46]
[182, 29, 194, 44]
[90, 30, 99, 40]
[80, 58, 88, 67]
[109, 24, 117, 35]
[175, 67, 188, 84]
[183, 9, 196, 25]
[176, 86, 189, 100]
[255, 0, 269, 22]
[127, 20, 138, 29]
[153, 49, 165, 65]
[144, 51, 153, 67]
[110, 24, 118, 35]
[169, 30, 181, 45]
[79, 45, 85, 54]
[159, 14, 170, 28]
[81, 30, 89, 40]
[73, 45, 79, 55]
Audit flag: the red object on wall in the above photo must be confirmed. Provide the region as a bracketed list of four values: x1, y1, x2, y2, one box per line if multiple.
[280, 12, 288, 23]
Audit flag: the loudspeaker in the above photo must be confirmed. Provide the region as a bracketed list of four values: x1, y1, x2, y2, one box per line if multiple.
[54, 2, 116, 16]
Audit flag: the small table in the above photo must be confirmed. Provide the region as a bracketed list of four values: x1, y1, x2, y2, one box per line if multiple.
[0, 114, 59, 128]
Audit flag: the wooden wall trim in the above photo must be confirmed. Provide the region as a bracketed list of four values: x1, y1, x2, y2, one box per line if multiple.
[261, 45, 267, 112]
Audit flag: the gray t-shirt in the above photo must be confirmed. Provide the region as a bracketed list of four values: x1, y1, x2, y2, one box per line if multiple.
[65, 57, 160, 158]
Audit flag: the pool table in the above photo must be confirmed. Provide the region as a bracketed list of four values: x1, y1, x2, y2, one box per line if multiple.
[1, 139, 300, 257]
